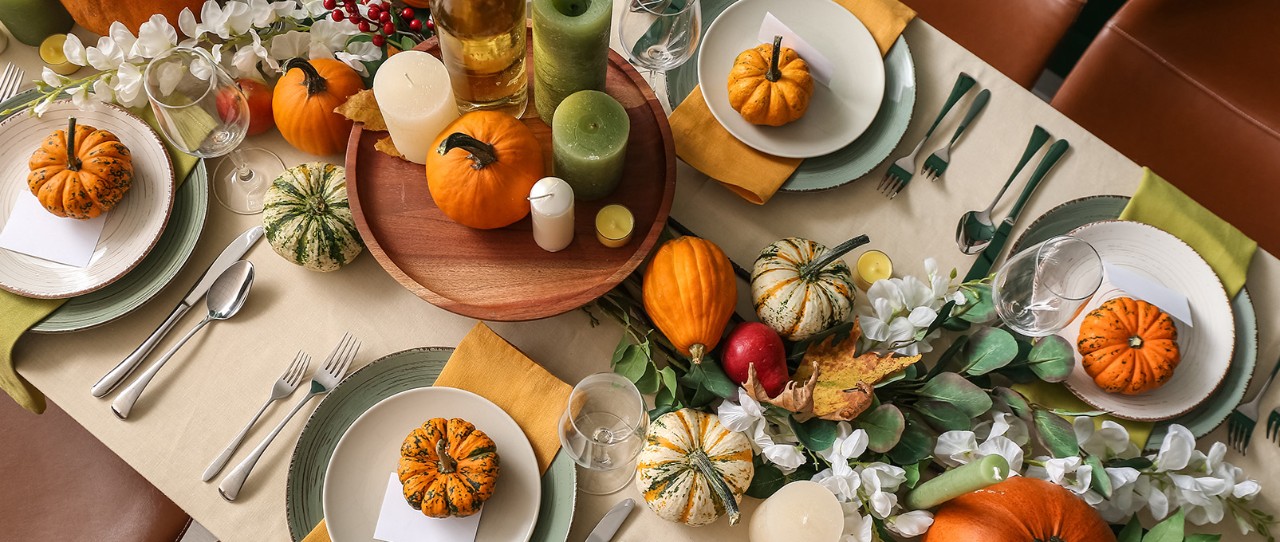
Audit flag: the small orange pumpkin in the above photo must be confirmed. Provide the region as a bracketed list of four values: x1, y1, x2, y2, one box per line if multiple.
[922, 477, 1116, 542]
[642, 236, 737, 363]
[727, 35, 814, 126]
[272, 58, 365, 155]
[1077, 296, 1180, 395]
[425, 111, 544, 229]
[397, 417, 500, 518]
[28, 117, 133, 219]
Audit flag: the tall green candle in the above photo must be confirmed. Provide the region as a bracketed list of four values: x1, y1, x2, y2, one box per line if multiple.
[531, 0, 611, 122]
[552, 90, 629, 200]
[904, 454, 1010, 510]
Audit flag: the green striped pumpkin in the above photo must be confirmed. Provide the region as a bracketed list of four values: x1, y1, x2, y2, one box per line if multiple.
[751, 236, 868, 341]
[262, 162, 363, 272]
[636, 409, 753, 526]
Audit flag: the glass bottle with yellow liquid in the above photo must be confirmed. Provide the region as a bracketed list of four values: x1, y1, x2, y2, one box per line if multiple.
[430, 0, 529, 117]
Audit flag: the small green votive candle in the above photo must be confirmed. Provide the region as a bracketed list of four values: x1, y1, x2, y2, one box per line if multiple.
[552, 90, 629, 201]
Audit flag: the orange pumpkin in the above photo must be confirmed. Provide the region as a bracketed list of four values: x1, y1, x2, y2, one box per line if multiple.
[272, 59, 364, 155]
[28, 117, 133, 220]
[727, 35, 813, 126]
[58, 0, 204, 36]
[642, 237, 737, 363]
[1077, 297, 1180, 395]
[923, 477, 1116, 542]
[425, 111, 544, 229]
[398, 418, 500, 518]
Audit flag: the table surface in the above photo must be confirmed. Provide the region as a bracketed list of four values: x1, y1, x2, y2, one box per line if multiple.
[5, 6, 1279, 542]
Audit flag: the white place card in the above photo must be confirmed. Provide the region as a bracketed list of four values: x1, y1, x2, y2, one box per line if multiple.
[1103, 262, 1194, 327]
[758, 12, 835, 87]
[0, 190, 106, 268]
[374, 472, 483, 542]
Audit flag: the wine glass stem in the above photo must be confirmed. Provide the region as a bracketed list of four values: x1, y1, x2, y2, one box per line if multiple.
[226, 148, 254, 185]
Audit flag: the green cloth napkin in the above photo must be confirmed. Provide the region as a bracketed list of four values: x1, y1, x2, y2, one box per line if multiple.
[1013, 381, 1154, 449]
[1120, 168, 1257, 297]
[0, 109, 198, 414]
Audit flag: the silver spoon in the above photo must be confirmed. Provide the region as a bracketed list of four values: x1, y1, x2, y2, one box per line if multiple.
[112, 260, 255, 419]
[956, 125, 1050, 254]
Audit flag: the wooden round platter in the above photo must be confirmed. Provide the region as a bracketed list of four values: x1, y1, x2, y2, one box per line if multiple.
[345, 29, 676, 321]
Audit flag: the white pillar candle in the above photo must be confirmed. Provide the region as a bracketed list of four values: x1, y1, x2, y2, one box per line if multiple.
[529, 177, 575, 252]
[749, 481, 844, 542]
[372, 51, 459, 164]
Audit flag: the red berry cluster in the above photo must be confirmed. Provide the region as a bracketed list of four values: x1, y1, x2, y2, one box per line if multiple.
[322, 0, 433, 47]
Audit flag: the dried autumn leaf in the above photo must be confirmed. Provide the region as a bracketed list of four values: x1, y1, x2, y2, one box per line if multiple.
[794, 321, 923, 421]
[334, 89, 388, 131]
[745, 361, 817, 420]
[375, 136, 405, 159]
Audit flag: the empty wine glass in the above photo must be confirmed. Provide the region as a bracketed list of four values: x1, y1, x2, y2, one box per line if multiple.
[993, 235, 1104, 337]
[558, 373, 648, 495]
[143, 47, 282, 214]
[618, 0, 701, 84]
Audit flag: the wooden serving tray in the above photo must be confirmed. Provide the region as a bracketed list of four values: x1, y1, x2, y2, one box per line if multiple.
[345, 29, 676, 321]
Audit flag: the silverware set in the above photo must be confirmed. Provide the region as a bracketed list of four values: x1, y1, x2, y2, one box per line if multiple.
[880, 72, 989, 197]
[0, 63, 24, 102]
[203, 351, 311, 481]
[1228, 354, 1280, 454]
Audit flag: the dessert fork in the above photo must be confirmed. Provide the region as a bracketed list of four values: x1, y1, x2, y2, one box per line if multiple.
[879, 72, 976, 198]
[202, 351, 310, 481]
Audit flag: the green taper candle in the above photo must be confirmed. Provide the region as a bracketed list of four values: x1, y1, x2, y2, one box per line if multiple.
[552, 90, 629, 200]
[531, 0, 611, 122]
[905, 454, 1011, 510]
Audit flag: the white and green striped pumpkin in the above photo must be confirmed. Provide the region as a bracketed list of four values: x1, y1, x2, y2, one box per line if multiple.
[636, 409, 753, 527]
[751, 235, 869, 341]
[262, 162, 363, 272]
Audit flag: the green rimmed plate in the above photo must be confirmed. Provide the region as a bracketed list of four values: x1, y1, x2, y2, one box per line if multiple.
[285, 347, 576, 541]
[666, 0, 915, 191]
[1014, 196, 1258, 446]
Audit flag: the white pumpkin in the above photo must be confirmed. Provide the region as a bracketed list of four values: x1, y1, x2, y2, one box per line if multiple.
[751, 236, 868, 341]
[635, 409, 754, 526]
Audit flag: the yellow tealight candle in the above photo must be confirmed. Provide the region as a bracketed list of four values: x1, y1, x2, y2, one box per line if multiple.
[39, 34, 78, 76]
[855, 249, 893, 290]
[595, 204, 634, 248]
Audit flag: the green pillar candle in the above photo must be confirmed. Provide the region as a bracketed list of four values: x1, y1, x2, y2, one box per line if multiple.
[904, 454, 1010, 510]
[531, 0, 611, 122]
[0, 0, 73, 46]
[552, 90, 629, 201]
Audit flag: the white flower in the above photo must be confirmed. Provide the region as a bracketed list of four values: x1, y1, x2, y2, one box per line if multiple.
[105, 22, 139, 62]
[245, 0, 293, 27]
[92, 76, 117, 104]
[197, 0, 254, 40]
[977, 412, 1031, 447]
[860, 463, 906, 518]
[716, 390, 806, 471]
[840, 503, 874, 542]
[818, 422, 868, 466]
[62, 33, 87, 66]
[885, 510, 933, 537]
[269, 30, 311, 61]
[1034, 456, 1093, 496]
[33, 98, 52, 117]
[717, 388, 763, 433]
[178, 7, 200, 39]
[292, 0, 330, 19]
[231, 31, 279, 78]
[40, 67, 64, 88]
[814, 465, 862, 504]
[978, 435, 1025, 473]
[68, 84, 92, 109]
[86, 36, 127, 71]
[1074, 417, 1138, 459]
[934, 430, 978, 467]
[112, 62, 146, 108]
[336, 40, 382, 76]
[308, 19, 360, 59]
[1093, 467, 1144, 522]
[1154, 424, 1195, 472]
[132, 14, 178, 59]
[856, 260, 957, 355]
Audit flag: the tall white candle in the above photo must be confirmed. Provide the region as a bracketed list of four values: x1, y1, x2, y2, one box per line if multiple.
[372, 51, 459, 164]
[749, 481, 844, 542]
[529, 177, 574, 252]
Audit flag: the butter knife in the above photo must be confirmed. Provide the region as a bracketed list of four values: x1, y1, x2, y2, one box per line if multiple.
[586, 499, 635, 542]
[91, 226, 265, 397]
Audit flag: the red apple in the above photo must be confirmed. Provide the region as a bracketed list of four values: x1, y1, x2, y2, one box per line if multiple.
[721, 322, 790, 396]
[217, 78, 274, 137]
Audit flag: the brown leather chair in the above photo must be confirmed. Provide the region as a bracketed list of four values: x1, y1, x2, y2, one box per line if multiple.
[0, 398, 192, 541]
[1052, 0, 1280, 254]
[903, 0, 1086, 88]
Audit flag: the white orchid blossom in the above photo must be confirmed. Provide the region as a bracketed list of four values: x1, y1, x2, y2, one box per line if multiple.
[86, 35, 127, 71]
[856, 258, 959, 355]
[934, 413, 1026, 472]
[885, 510, 934, 537]
[106, 22, 140, 62]
[813, 464, 862, 503]
[1154, 424, 1196, 472]
[132, 15, 179, 59]
[62, 33, 87, 65]
[231, 31, 279, 78]
[269, 31, 311, 61]
[337, 41, 382, 76]
[716, 390, 807, 472]
[1074, 417, 1139, 459]
[818, 422, 869, 465]
[839, 502, 874, 542]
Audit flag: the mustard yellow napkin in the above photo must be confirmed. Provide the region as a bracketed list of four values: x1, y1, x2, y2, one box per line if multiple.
[671, 0, 916, 204]
[1119, 168, 1256, 297]
[1014, 381, 1154, 449]
[0, 109, 198, 414]
[304, 323, 573, 542]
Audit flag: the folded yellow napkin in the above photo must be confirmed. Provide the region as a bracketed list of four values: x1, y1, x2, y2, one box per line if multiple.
[304, 323, 573, 542]
[1013, 381, 1154, 449]
[671, 0, 916, 204]
[0, 109, 199, 414]
[1119, 168, 1257, 297]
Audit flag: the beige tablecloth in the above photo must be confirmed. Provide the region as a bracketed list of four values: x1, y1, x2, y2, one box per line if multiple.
[5, 13, 1278, 542]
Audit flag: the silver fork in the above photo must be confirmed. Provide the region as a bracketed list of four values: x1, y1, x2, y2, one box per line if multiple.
[1229, 353, 1280, 454]
[201, 352, 310, 481]
[217, 333, 360, 501]
[0, 63, 25, 102]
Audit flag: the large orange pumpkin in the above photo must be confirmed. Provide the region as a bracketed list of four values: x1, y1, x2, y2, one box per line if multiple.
[1077, 297, 1180, 395]
[642, 237, 737, 363]
[273, 59, 364, 155]
[28, 118, 133, 220]
[425, 111, 544, 229]
[58, 0, 204, 36]
[398, 418, 500, 518]
[923, 477, 1116, 542]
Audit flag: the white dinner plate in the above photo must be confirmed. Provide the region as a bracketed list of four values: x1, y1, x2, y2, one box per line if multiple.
[0, 100, 174, 298]
[1056, 221, 1235, 421]
[323, 387, 542, 542]
[697, 0, 886, 158]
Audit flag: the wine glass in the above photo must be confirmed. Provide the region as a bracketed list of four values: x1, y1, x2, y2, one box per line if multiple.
[558, 373, 648, 495]
[143, 47, 283, 215]
[618, 0, 702, 85]
[993, 235, 1104, 337]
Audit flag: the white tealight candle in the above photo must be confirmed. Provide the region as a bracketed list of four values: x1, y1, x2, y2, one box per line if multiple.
[529, 177, 575, 252]
[372, 51, 459, 164]
[749, 481, 844, 542]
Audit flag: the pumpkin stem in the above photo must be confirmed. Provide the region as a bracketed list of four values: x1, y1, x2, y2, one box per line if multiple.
[689, 343, 706, 365]
[285, 58, 328, 96]
[65, 117, 81, 172]
[438, 132, 499, 170]
[765, 35, 783, 83]
[690, 450, 741, 525]
[1128, 335, 1144, 349]
[801, 234, 870, 278]
[435, 439, 456, 474]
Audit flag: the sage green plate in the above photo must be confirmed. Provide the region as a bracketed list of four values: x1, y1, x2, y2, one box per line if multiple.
[285, 347, 576, 541]
[666, 0, 916, 191]
[1014, 196, 1258, 448]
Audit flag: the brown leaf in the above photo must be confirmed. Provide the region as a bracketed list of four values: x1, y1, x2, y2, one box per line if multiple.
[745, 361, 817, 421]
[334, 89, 388, 131]
[794, 321, 923, 421]
[375, 136, 405, 159]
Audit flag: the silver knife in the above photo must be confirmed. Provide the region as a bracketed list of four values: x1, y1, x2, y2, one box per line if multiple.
[586, 499, 635, 542]
[91, 226, 265, 397]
